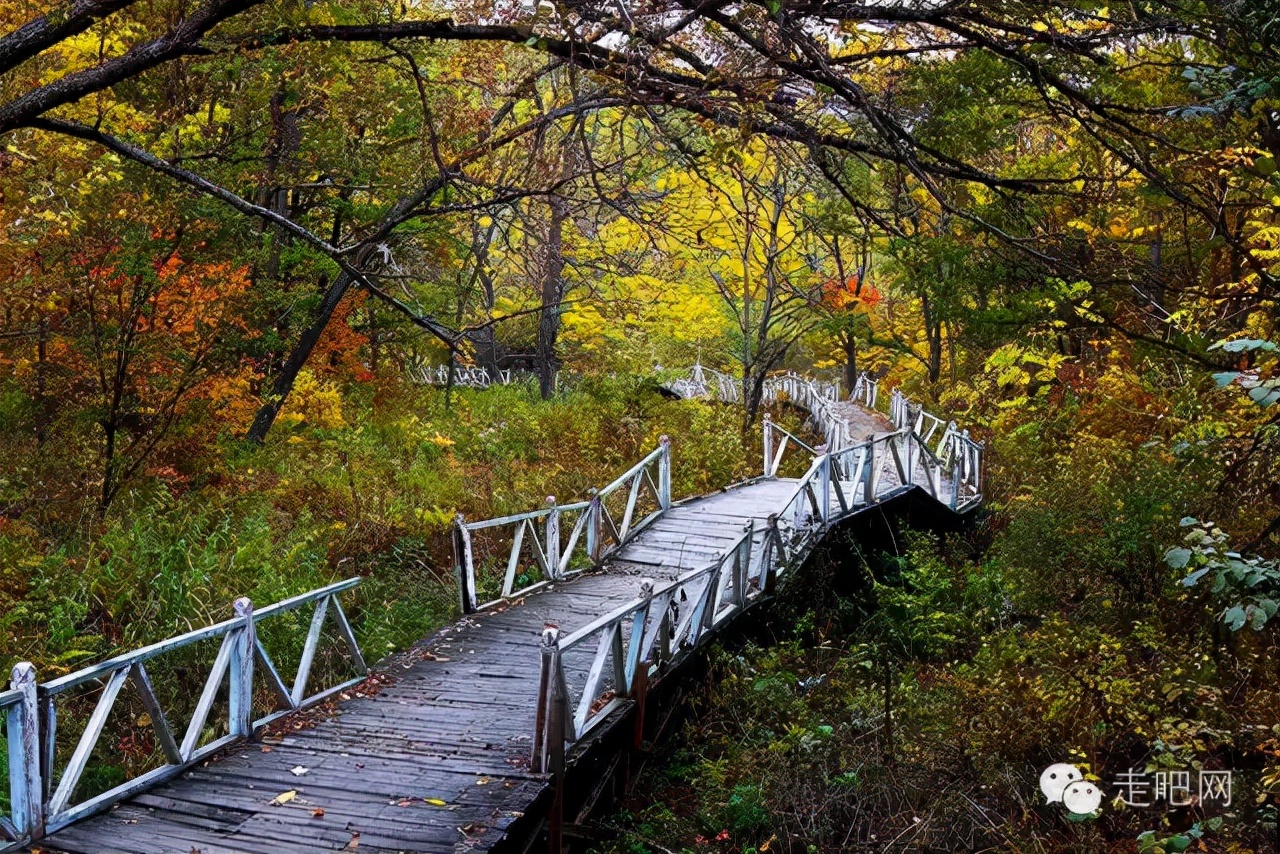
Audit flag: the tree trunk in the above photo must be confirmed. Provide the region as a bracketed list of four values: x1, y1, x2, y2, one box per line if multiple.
[35, 316, 48, 447]
[842, 332, 859, 392]
[465, 326, 504, 380]
[535, 196, 567, 400]
[922, 294, 942, 384]
[246, 271, 351, 444]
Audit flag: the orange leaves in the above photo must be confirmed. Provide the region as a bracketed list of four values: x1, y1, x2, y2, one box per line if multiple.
[820, 275, 881, 311]
[310, 291, 371, 382]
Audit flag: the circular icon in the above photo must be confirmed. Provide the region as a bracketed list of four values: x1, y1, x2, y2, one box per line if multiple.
[1062, 780, 1102, 815]
[1039, 763, 1081, 803]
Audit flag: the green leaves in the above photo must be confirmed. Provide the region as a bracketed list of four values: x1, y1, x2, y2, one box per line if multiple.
[1168, 517, 1280, 632]
[1208, 338, 1280, 407]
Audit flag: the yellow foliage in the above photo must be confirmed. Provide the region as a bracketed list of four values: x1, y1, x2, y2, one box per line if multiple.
[282, 370, 346, 429]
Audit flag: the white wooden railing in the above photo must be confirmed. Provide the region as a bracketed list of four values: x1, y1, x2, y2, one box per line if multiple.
[411, 363, 516, 388]
[532, 365, 986, 766]
[1, 579, 366, 849]
[452, 439, 672, 613]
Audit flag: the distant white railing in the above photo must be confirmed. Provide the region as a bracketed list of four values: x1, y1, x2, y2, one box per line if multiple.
[1, 579, 367, 849]
[669, 364, 983, 488]
[453, 439, 672, 613]
[666, 362, 741, 403]
[411, 363, 515, 388]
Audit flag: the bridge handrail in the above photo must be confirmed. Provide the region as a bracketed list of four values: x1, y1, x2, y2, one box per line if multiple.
[533, 524, 759, 761]
[453, 439, 672, 613]
[529, 417, 985, 769]
[761, 415, 822, 477]
[1, 579, 367, 847]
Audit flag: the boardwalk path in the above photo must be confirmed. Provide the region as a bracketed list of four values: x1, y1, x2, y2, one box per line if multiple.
[36, 375, 980, 853]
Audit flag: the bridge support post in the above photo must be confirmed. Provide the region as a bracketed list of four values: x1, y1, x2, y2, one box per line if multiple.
[229, 598, 255, 738]
[452, 514, 477, 614]
[8, 662, 44, 841]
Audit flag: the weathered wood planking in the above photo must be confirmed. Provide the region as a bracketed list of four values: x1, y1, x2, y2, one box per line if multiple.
[39, 397, 970, 854]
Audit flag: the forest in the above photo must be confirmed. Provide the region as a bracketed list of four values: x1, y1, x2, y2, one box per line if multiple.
[2, 0, 1280, 850]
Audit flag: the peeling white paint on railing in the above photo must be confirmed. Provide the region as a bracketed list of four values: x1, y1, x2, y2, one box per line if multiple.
[1, 580, 367, 849]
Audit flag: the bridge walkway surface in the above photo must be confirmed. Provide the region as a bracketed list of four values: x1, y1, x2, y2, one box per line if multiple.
[23, 371, 983, 853]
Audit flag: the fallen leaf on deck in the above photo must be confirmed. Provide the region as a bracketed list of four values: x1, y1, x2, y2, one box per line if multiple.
[290, 766, 309, 777]
[425, 798, 447, 806]
[475, 778, 491, 785]
[344, 832, 360, 849]
[311, 808, 325, 818]
[269, 790, 297, 806]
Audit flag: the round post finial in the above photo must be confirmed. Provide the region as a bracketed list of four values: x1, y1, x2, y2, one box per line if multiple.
[10, 661, 35, 687]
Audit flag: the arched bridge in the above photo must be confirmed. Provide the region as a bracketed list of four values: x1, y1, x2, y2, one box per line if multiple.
[3, 370, 983, 853]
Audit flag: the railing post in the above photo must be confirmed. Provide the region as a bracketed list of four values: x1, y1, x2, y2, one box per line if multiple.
[532, 624, 560, 774]
[530, 624, 567, 853]
[658, 435, 672, 510]
[229, 598, 255, 738]
[736, 520, 753, 605]
[865, 438, 879, 500]
[587, 490, 603, 564]
[950, 455, 962, 510]
[972, 435, 985, 494]
[544, 496, 560, 580]
[763, 514, 781, 594]
[627, 580, 654, 694]
[817, 448, 831, 523]
[8, 662, 43, 841]
[452, 513, 477, 614]
[762, 413, 774, 477]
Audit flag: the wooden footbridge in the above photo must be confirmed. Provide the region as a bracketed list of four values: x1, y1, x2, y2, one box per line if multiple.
[2, 369, 983, 853]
